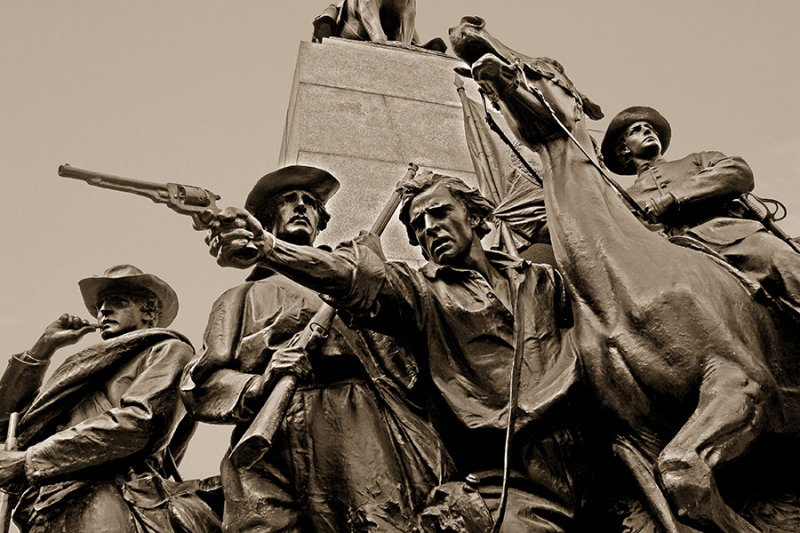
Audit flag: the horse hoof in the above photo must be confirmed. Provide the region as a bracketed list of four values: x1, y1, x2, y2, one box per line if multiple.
[655, 454, 716, 522]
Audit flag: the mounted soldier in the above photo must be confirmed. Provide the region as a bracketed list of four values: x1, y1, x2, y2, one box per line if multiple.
[601, 105, 800, 321]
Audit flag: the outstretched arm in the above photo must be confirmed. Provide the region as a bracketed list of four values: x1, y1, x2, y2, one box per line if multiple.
[199, 208, 429, 340]
[201, 207, 361, 299]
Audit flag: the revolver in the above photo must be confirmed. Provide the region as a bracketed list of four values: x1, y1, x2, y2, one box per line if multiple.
[58, 164, 259, 259]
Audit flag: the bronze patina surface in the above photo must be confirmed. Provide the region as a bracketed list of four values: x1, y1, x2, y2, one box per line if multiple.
[451, 15, 800, 532]
[0, 266, 220, 533]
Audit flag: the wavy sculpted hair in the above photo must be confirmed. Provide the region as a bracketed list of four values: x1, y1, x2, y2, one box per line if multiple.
[398, 170, 495, 248]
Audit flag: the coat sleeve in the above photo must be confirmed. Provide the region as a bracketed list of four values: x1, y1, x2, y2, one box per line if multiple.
[181, 283, 267, 423]
[331, 237, 432, 340]
[0, 354, 50, 431]
[24, 338, 192, 484]
[670, 151, 754, 209]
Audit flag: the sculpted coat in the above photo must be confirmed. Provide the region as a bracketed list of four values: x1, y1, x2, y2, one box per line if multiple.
[0, 329, 219, 533]
[628, 151, 800, 319]
[277, 237, 595, 532]
[182, 267, 450, 532]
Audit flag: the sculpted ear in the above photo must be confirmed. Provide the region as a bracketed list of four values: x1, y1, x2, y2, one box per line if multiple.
[617, 143, 632, 164]
[142, 309, 156, 327]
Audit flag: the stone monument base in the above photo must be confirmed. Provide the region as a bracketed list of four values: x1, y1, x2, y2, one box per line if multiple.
[279, 37, 485, 262]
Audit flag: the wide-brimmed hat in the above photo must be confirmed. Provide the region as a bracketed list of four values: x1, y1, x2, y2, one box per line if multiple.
[78, 264, 179, 327]
[601, 106, 672, 175]
[245, 165, 340, 224]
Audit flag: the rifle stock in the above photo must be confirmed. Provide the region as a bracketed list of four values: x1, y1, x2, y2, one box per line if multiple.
[739, 193, 800, 254]
[230, 305, 336, 468]
[0, 412, 20, 533]
[228, 163, 418, 469]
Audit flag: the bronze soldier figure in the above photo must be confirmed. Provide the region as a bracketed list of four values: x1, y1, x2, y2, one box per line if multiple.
[310, 1, 447, 52]
[200, 170, 594, 532]
[182, 166, 449, 533]
[0, 265, 219, 533]
[601, 106, 800, 320]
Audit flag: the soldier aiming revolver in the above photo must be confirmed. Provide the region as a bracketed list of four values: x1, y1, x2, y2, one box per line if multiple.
[180, 164, 449, 533]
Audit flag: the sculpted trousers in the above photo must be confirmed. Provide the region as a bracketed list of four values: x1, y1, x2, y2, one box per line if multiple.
[23, 481, 138, 533]
[220, 379, 417, 533]
[461, 416, 588, 532]
[710, 229, 800, 319]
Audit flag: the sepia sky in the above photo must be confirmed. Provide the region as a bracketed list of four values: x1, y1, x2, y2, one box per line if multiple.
[1, 2, 799, 482]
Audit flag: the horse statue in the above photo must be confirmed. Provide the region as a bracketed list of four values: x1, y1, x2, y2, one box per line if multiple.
[449, 15, 800, 533]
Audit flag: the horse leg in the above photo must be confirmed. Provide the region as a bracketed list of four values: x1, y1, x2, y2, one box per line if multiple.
[655, 358, 767, 532]
[614, 436, 702, 533]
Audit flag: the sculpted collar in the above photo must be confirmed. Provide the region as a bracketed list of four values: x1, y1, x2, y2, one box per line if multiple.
[420, 249, 526, 280]
[638, 156, 668, 174]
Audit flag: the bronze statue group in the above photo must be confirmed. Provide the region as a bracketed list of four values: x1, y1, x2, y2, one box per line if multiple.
[3, 11, 800, 533]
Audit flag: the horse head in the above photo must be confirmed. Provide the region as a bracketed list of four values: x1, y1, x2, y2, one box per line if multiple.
[449, 16, 603, 147]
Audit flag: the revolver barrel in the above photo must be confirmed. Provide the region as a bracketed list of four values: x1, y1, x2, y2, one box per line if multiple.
[58, 164, 220, 215]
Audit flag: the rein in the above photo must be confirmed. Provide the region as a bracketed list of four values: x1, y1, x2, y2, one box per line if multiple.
[478, 90, 544, 188]
[476, 60, 649, 533]
[489, 61, 649, 220]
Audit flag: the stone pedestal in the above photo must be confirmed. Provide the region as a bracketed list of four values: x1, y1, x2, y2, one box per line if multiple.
[279, 38, 484, 262]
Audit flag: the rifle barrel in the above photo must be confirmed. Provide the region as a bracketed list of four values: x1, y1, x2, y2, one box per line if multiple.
[369, 163, 418, 235]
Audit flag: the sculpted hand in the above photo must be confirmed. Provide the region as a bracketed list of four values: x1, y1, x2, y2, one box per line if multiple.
[240, 344, 313, 418]
[352, 230, 387, 261]
[0, 450, 26, 487]
[267, 345, 313, 382]
[243, 345, 313, 410]
[28, 313, 100, 361]
[199, 207, 274, 269]
[645, 193, 678, 223]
